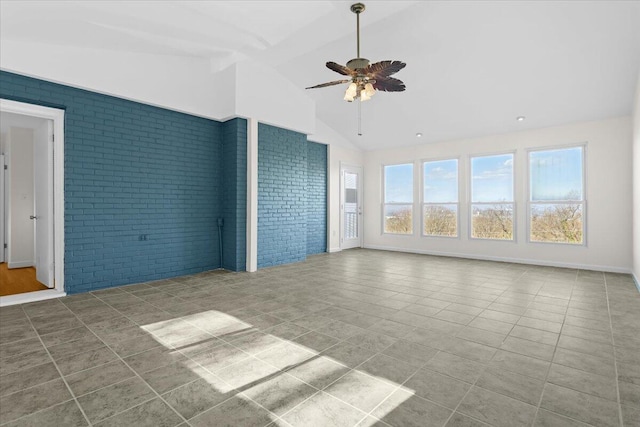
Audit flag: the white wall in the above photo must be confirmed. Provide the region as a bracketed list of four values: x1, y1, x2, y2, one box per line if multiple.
[363, 117, 633, 272]
[633, 73, 640, 284]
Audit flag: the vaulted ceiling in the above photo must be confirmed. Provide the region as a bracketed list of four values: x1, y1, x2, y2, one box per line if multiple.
[2, 1, 639, 150]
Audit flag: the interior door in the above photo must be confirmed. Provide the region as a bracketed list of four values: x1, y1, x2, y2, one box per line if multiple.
[34, 120, 54, 287]
[340, 165, 363, 249]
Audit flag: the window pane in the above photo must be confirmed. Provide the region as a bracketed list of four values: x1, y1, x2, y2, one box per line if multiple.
[530, 203, 583, 244]
[384, 204, 413, 234]
[385, 164, 413, 203]
[530, 147, 583, 201]
[471, 154, 514, 203]
[424, 159, 458, 203]
[471, 204, 514, 240]
[424, 204, 457, 237]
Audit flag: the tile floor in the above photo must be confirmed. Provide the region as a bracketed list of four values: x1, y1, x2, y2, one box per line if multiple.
[1, 249, 639, 427]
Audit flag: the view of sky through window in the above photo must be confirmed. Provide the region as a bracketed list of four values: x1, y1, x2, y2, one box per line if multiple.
[385, 163, 413, 203]
[471, 154, 514, 202]
[530, 146, 583, 201]
[424, 159, 458, 203]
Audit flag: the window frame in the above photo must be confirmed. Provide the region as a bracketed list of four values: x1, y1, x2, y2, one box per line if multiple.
[468, 150, 517, 242]
[381, 161, 415, 236]
[421, 156, 461, 239]
[526, 143, 587, 247]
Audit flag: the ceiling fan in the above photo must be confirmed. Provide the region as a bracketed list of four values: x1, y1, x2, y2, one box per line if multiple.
[306, 2, 406, 102]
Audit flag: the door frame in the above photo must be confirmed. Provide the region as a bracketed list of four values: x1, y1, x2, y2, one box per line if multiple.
[340, 163, 363, 249]
[0, 99, 65, 305]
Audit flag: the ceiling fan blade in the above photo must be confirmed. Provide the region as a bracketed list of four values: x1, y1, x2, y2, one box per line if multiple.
[373, 76, 406, 92]
[326, 61, 356, 76]
[306, 79, 351, 89]
[364, 60, 406, 78]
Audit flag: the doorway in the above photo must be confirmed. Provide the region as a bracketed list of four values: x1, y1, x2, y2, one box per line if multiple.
[340, 164, 363, 249]
[0, 99, 65, 306]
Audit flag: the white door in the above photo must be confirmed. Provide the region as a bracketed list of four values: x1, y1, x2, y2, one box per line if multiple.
[0, 154, 4, 262]
[34, 120, 54, 287]
[340, 165, 363, 249]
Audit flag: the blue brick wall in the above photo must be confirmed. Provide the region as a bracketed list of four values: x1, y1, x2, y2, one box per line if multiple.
[257, 124, 308, 268]
[0, 71, 243, 293]
[221, 118, 247, 271]
[306, 141, 327, 255]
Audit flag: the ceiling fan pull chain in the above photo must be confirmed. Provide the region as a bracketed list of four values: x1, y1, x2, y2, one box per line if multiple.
[358, 100, 362, 136]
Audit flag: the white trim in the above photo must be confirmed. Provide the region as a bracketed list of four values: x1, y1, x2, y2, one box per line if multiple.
[246, 118, 258, 272]
[468, 151, 516, 242]
[525, 143, 587, 246]
[328, 247, 342, 253]
[340, 163, 363, 249]
[363, 244, 633, 274]
[7, 261, 34, 269]
[421, 157, 460, 238]
[0, 289, 66, 307]
[0, 99, 65, 293]
[382, 161, 415, 236]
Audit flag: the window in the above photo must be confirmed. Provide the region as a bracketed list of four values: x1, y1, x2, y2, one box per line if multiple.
[423, 159, 458, 237]
[470, 153, 514, 240]
[383, 163, 413, 234]
[529, 146, 584, 244]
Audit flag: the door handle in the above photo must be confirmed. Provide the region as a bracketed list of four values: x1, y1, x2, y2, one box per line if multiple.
[30, 215, 38, 220]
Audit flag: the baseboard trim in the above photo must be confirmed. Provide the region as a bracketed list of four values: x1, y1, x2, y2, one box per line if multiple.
[328, 247, 342, 253]
[7, 261, 34, 269]
[0, 289, 66, 307]
[362, 244, 633, 274]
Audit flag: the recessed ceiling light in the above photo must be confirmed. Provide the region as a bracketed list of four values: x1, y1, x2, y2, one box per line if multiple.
[416, 132, 423, 137]
[516, 116, 526, 122]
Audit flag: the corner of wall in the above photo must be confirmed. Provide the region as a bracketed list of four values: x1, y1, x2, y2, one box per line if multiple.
[633, 71, 640, 286]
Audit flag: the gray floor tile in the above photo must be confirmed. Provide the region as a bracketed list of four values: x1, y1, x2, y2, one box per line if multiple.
[457, 386, 537, 427]
[77, 377, 156, 423]
[489, 349, 550, 380]
[424, 351, 486, 383]
[0, 379, 72, 424]
[2, 399, 88, 427]
[94, 398, 182, 427]
[140, 361, 201, 394]
[190, 395, 273, 427]
[286, 355, 351, 389]
[404, 368, 471, 409]
[347, 331, 397, 352]
[356, 353, 419, 385]
[0, 348, 51, 376]
[475, 367, 544, 405]
[533, 409, 592, 427]
[162, 375, 234, 420]
[322, 342, 377, 368]
[282, 391, 367, 427]
[0, 337, 42, 360]
[540, 383, 620, 427]
[500, 336, 555, 361]
[0, 362, 60, 396]
[382, 340, 439, 367]
[294, 331, 341, 353]
[547, 363, 618, 401]
[66, 360, 135, 397]
[372, 389, 452, 427]
[242, 372, 317, 416]
[324, 370, 396, 412]
[56, 346, 118, 376]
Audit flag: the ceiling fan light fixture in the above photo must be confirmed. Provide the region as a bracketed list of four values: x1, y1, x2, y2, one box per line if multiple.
[364, 82, 376, 97]
[360, 90, 371, 102]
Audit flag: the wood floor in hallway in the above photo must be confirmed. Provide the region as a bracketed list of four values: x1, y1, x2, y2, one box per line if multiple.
[0, 262, 48, 296]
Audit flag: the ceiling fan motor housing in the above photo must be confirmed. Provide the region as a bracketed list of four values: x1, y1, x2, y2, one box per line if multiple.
[346, 57, 370, 70]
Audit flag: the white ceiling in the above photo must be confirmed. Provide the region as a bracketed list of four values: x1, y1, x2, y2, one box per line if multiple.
[1, 1, 639, 150]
